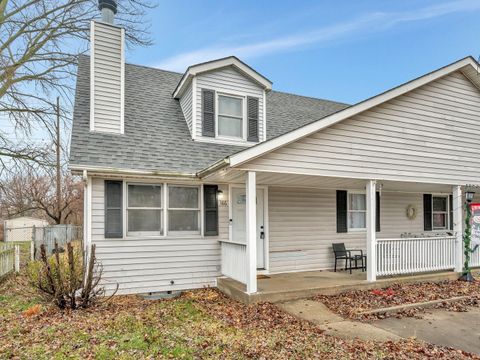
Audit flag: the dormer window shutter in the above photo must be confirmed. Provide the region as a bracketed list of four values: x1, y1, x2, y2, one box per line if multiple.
[202, 89, 215, 137]
[247, 96, 259, 142]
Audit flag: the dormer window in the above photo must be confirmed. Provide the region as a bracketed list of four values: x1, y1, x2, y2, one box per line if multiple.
[174, 57, 272, 145]
[218, 94, 243, 139]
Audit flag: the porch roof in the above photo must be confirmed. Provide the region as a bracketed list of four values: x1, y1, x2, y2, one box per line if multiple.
[205, 169, 456, 193]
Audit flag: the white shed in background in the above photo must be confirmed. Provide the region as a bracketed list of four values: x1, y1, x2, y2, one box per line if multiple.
[4, 217, 48, 242]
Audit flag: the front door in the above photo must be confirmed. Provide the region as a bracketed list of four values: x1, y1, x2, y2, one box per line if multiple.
[231, 187, 266, 269]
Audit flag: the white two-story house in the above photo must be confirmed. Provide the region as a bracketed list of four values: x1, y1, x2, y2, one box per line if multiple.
[70, 2, 480, 301]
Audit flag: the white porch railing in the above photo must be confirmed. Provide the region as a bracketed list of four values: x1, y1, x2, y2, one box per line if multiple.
[376, 236, 456, 276]
[470, 245, 480, 268]
[221, 241, 247, 284]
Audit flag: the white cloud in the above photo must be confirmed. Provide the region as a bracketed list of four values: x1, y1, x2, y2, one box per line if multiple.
[154, 0, 480, 72]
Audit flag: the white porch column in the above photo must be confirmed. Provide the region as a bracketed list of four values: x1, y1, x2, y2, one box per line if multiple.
[453, 185, 463, 273]
[246, 171, 257, 294]
[366, 180, 377, 282]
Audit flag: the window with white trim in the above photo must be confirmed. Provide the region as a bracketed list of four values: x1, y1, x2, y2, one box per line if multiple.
[432, 195, 448, 229]
[348, 193, 366, 230]
[127, 184, 163, 235]
[168, 185, 200, 234]
[217, 94, 243, 139]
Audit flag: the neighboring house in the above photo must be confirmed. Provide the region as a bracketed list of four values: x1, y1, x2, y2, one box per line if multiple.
[4, 217, 48, 242]
[70, 4, 480, 296]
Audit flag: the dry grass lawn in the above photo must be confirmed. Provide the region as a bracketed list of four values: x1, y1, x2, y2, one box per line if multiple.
[0, 274, 478, 359]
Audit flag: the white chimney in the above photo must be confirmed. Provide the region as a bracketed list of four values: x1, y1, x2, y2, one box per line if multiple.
[90, 0, 124, 134]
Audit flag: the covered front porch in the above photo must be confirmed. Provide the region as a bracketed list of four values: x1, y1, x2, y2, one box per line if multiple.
[206, 169, 476, 302]
[217, 269, 460, 304]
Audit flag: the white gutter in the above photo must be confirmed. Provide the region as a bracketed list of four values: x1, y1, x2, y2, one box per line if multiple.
[70, 164, 198, 179]
[196, 158, 230, 178]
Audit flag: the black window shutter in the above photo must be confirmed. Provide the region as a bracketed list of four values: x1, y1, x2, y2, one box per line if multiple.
[423, 194, 432, 231]
[449, 194, 453, 231]
[202, 89, 215, 137]
[247, 96, 259, 142]
[376, 191, 381, 232]
[204, 185, 218, 236]
[105, 180, 123, 238]
[336, 190, 348, 233]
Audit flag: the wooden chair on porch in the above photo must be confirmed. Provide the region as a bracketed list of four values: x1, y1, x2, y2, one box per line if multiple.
[332, 243, 366, 274]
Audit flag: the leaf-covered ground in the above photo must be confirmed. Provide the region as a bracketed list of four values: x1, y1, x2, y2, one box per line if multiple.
[0, 275, 479, 359]
[315, 275, 480, 321]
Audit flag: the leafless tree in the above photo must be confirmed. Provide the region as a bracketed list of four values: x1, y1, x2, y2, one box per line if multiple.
[0, 0, 155, 169]
[0, 167, 83, 224]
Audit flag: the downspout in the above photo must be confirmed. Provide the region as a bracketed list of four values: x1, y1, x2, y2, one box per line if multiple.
[82, 170, 90, 278]
[82, 170, 88, 255]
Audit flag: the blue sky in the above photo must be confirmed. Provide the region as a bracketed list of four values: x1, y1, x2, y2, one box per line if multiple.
[129, 0, 480, 104]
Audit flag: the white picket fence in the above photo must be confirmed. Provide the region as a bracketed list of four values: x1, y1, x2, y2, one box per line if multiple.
[0, 244, 19, 278]
[221, 241, 247, 283]
[376, 236, 456, 276]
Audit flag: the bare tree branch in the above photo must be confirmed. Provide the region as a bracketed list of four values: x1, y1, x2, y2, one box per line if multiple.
[0, 0, 155, 169]
[0, 166, 83, 224]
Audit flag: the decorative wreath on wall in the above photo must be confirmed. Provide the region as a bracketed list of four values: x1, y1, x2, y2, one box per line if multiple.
[406, 204, 417, 220]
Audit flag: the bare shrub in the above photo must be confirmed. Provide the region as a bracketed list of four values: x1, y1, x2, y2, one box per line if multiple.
[27, 242, 116, 309]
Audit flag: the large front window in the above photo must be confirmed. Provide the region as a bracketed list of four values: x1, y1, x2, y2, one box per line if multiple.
[432, 195, 448, 229]
[348, 193, 366, 230]
[127, 184, 163, 235]
[217, 95, 243, 139]
[168, 186, 200, 234]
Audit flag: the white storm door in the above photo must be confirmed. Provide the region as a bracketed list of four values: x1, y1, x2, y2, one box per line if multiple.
[231, 187, 265, 269]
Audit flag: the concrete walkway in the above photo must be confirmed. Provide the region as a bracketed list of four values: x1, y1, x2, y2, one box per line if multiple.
[279, 299, 480, 355]
[373, 307, 480, 355]
[278, 299, 401, 342]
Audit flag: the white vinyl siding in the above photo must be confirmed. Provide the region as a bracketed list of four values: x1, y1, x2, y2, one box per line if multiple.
[91, 178, 444, 291]
[241, 71, 480, 185]
[195, 67, 264, 143]
[268, 187, 424, 273]
[179, 83, 193, 135]
[91, 178, 229, 295]
[91, 21, 123, 134]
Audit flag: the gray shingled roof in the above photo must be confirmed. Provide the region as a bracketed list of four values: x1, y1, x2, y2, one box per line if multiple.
[69, 55, 348, 174]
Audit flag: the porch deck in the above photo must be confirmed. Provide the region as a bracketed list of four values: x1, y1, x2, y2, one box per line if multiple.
[217, 270, 459, 304]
